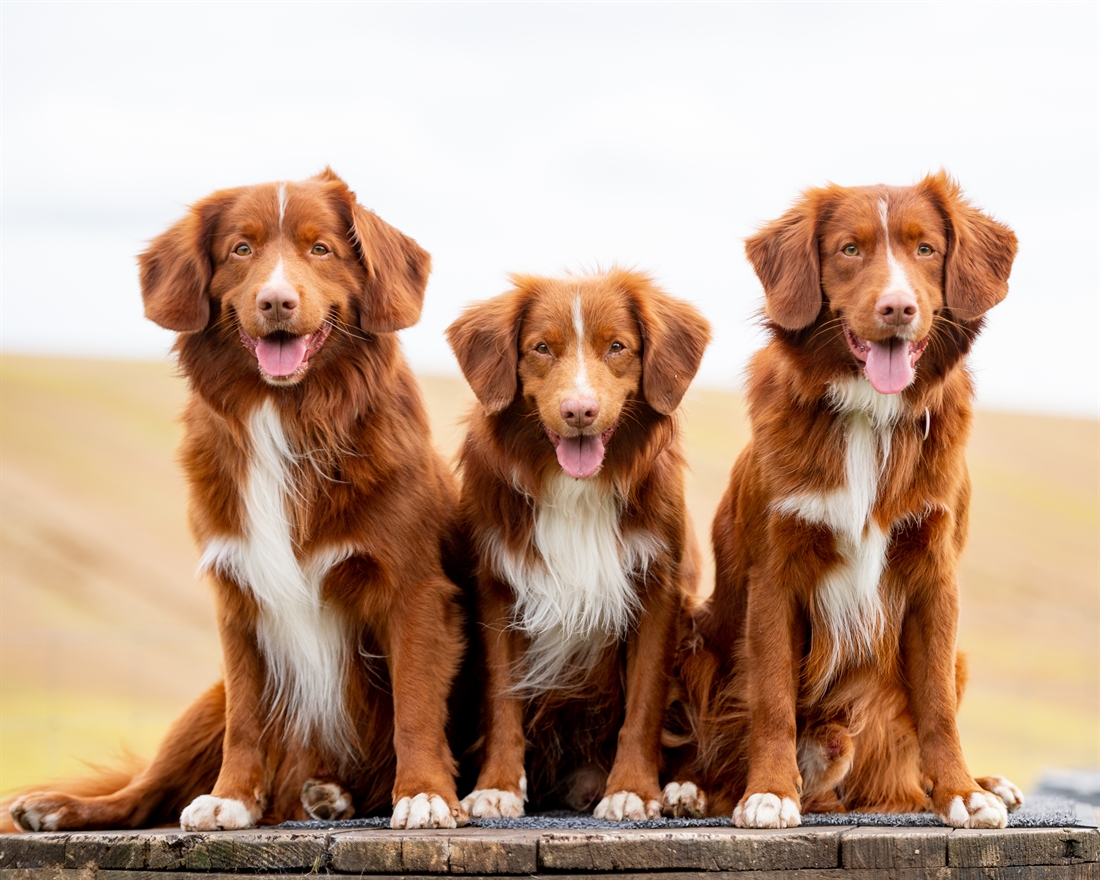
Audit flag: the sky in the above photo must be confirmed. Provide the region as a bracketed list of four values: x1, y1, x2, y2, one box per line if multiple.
[2, 1, 1098, 418]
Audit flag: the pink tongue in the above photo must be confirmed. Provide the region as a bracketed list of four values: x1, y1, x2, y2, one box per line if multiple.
[864, 339, 914, 395]
[555, 434, 606, 479]
[256, 335, 309, 377]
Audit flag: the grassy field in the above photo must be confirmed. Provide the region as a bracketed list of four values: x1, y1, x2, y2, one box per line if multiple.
[1, 354, 1096, 795]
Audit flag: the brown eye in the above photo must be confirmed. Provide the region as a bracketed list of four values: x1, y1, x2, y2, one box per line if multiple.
[843, 244, 859, 256]
[535, 343, 550, 355]
[234, 243, 251, 256]
[311, 244, 329, 256]
[917, 244, 933, 256]
[609, 341, 625, 353]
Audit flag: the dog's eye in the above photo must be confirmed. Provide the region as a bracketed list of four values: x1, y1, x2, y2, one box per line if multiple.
[843, 244, 859, 256]
[917, 244, 933, 256]
[234, 243, 252, 256]
[609, 341, 625, 354]
[311, 244, 329, 256]
[535, 343, 550, 355]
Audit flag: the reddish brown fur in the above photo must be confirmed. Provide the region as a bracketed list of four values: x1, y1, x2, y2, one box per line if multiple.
[447, 270, 709, 816]
[678, 173, 1019, 825]
[8, 170, 466, 832]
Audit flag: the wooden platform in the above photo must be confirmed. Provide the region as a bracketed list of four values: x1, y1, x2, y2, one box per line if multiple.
[3, 815, 1099, 880]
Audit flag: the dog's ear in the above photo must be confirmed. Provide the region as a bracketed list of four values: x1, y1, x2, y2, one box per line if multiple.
[920, 171, 1017, 321]
[139, 191, 234, 332]
[446, 285, 530, 414]
[324, 172, 431, 334]
[619, 271, 711, 415]
[745, 192, 826, 331]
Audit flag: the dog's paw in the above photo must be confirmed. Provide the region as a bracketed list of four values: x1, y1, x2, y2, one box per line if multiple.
[180, 795, 257, 831]
[593, 790, 662, 821]
[460, 788, 525, 819]
[301, 778, 354, 821]
[392, 793, 466, 829]
[10, 794, 72, 832]
[977, 775, 1024, 812]
[940, 790, 1008, 829]
[661, 781, 707, 818]
[733, 792, 801, 828]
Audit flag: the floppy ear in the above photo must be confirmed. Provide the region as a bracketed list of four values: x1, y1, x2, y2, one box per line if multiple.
[445, 286, 530, 414]
[139, 192, 231, 331]
[920, 171, 1017, 321]
[320, 172, 430, 334]
[744, 191, 826, 331]
[619, 272, 711, 415]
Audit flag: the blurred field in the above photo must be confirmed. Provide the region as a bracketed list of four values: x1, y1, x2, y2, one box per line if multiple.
[2, 354, 1097, 794]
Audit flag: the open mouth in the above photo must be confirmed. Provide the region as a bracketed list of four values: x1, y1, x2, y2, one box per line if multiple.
[544, 422, 619, 479]
[238, 322, 333, 383]
[843, 322, 929, 395]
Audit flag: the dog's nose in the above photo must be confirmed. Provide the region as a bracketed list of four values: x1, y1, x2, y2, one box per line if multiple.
[560, 397, 599, 429]
[257, 285, 299, 321]
[876, 292, 917, 326]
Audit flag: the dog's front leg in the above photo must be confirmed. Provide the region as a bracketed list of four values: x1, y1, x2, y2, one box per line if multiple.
[897, 518, 1008, 829]
[180, 587, 271, 830]
[386, 575, 467, 829]
[594, 577, 679, 821]
[734, 557, 804, 829]
[461, 577, 528, 818]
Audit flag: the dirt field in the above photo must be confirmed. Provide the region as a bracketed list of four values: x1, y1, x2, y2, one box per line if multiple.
[2, 354, 1096, 796]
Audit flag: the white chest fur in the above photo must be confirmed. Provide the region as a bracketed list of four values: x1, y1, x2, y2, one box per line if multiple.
[200, 400, 353, 759]
[486, 472, 661, 692]
[775, 377, 902, 680]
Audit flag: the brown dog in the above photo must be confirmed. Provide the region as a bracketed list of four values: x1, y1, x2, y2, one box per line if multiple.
[10, 170, 467, 832]
[447, 270, 709, 819]
[678, 173, 1023, 828]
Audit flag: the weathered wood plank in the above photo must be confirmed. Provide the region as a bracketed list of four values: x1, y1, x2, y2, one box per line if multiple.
[536, 827, 841, 872]
[949, 828, 1100, 868]
[841, 825, 951, 868]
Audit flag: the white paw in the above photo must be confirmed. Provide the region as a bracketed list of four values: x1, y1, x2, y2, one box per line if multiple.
[180, 795, 256, 831]
[733, 792, 801, 828]
[982, 775, 1024, 812]
[661, 781, 707, 818]
[593, 790, 661, 821]
[10, 796, 61, 832]
[391, 793, 456, 829]
[300, 778, 354, 821]
[460, 788, 525, 818]
[943, 791, 1009, 828]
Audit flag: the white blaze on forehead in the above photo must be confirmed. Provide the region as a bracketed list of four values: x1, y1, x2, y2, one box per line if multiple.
[877, 198, 916, 298]
[571, 292, 593, 394]
[277, 183, 289, 230]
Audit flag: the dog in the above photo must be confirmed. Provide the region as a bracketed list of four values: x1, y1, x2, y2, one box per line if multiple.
[9, 170, 468, 832]
[676, 172, 1024, 828]
[445, 270, 710, 819]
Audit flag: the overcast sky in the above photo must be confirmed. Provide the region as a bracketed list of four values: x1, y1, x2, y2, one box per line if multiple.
[2, 2, 1097, 418]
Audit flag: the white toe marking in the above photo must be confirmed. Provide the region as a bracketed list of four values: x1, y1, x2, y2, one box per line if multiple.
[11, 798, 59, 832]
[180, 795, 255, 831]
[986, 774, 1024, 810]
[943, 791, 1008, 829]
[460, 788, 525, 819]
[593, 790, 657, 821]
[662, 781, 707, 817]
[734, 792, 801, 829]
[392, 793, 456, 829]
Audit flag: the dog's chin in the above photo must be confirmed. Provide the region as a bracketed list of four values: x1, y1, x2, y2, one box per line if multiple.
[842, 322, 929, 395]
[238, 322, 333, 386]
[544, 422, 618, 479]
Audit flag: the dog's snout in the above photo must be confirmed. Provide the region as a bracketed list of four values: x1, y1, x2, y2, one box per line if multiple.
[560, 396, 599, 429]
[876, 292, 917, 326]
[257, 285, 299, 321]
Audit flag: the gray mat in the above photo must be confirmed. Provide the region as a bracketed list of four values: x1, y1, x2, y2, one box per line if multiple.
[281, 794, 1080, 830]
